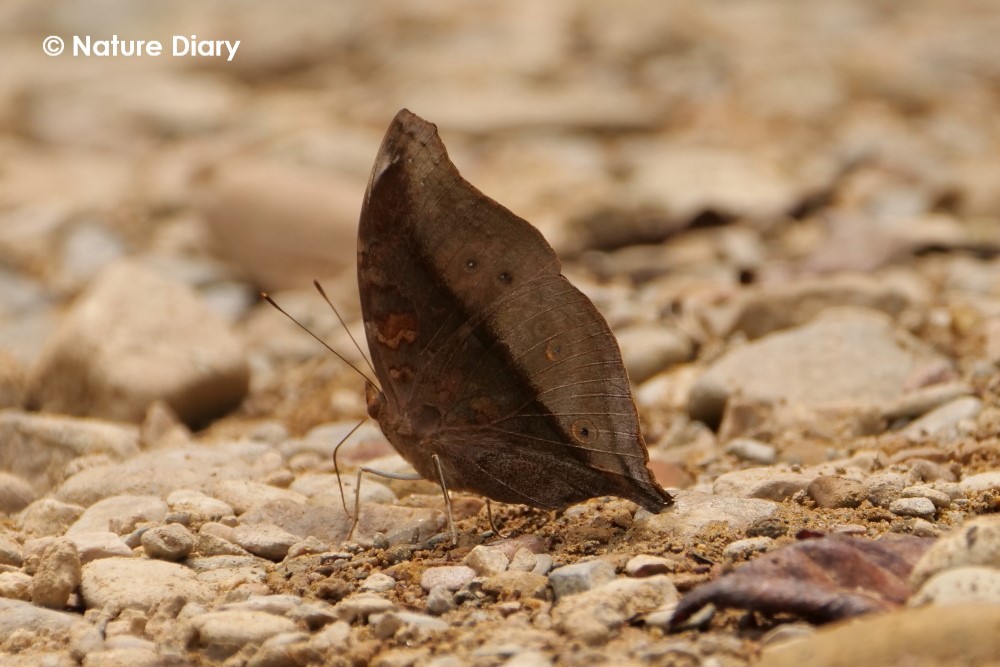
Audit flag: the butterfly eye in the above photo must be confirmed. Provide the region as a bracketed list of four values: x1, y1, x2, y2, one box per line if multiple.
[465, 259, 478, 270]
[498, 271, 512, 284]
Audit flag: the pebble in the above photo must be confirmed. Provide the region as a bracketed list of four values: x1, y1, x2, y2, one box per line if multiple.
[31, 537, 81, 609]
[426, 586, 456, 616]
[66, 531, 133, 563]
[882, 381, 973, 420]
[0, 532, 22, 567]
[688, 309, 950, 425]
[900, 485, 952, 509]
[27, 261, 250, 426]
[464, 545, 510, 577]
[910, 566, 1000, 606]
[246, 631, 312, 667]
[508, 548, 538, 573]
[420, 565, 476, 592]
[53, 441, 276, 509]
[372, 610, 449, 640]
[615, 323, 693, 383]
[863, 471, 907, 508]
[67, 495, 168, 536]
[232, 523, 300, 562]
[481, 571, 550, 601]
[624, 554, 678, 577]
[757, 604, 1000, 667]
[0, 597, 82, 638]
[361, 572, 397, 593]
[188, 609, 298, 660]
[889, 497, 936, 519]
[141, 524, 196, 561]
[713, 467, 814, 501]
[0, 471, 35, 514]
[959, 471, 1000, 493]
[336, 593, 395, 623]
[80, 557, 213, 611]
[723, 537, 773, 560]
[18, 498, 84, 537]
[553, 575, 678, 644]
[807, 476, 865, 509]
[910, 515, 1000, 588]
[640, 491, 779, 539]
[0, 571, 32, 600]
[900, 395, 982, 442]
[166, 489, 235, 521]
[307, 620, 351, 652]
[0, 411, 139, 493]
[548, 560, 616, 599]
[724, 438, 778, 465]
[285, 536, 330, 559]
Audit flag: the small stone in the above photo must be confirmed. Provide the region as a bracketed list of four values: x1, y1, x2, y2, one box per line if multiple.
[724, 438, 777, 465]
[67, 494, 168, 536]
[420, 565, 476, 592]
[531, 554, 554, 576]
[713, 467, 814, 501]
[481, 571, 550, 601]
[807, 476, 865, 509]
[18, 498, 84, 537]
[372, 610, 448, 641]
[901, 485, 952, 509]
[624, 554, 678, 577]
[80, 557, 213, 611]
[554, 575, 678, 644]
[0, 472, 36, 514]
[0, 532, 22, 567]
[464, 545, 510, 577]
[910, 567, 1000, 606]
[901, 396, 982, 442]
[286, 536, 330, 560]
[69, 621, 105, 660]
[27, 261, 249, 426]
[361, 572, 396, 593]
[336, 594, 394, 623]
[910, 515, 1000, 588]
[508, 549, 537, 573]
[308, 620, 351, 652]
[66, 531, 132, 563]
[426, 586, 455, 616]
[232, 523, 299, 562]
[723, 537, 773, 560]
[959, 471, 1000, 493]
[189, 610, 298, 660]
[616, 323, 693, 383]
[245, 631, 311, 667]
[141, 524, 195, 561]
[31, 537, 81, 609]
[889, 497, 936, 519]
[548, 560, 616, 599]
[911, 518, 940, 538]
[863, 472, 907, 508]
[0, 571, 32, 600]
[166, 489, 234, 520]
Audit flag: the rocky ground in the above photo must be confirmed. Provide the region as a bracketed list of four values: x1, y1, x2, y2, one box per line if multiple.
[2, 1, 1000, 665]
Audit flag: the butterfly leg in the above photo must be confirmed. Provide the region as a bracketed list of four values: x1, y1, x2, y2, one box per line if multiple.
[485, 499, 510, 539]
[430, 454, 457, 545]
[345, 466, 424, 543]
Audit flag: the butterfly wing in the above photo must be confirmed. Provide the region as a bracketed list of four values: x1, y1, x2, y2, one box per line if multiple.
[358, 109, 672, 512]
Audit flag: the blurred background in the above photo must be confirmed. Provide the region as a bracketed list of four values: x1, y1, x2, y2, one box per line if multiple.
[1, 0, 999, 433]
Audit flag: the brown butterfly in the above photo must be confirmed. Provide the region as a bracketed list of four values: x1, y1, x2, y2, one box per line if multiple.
[357, 109, 672, 522]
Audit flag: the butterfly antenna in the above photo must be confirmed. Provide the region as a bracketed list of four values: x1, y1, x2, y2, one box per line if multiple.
[260, 291, 378, 387]
[312, 280, 378, 381]
[332, 419, 367, 517]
